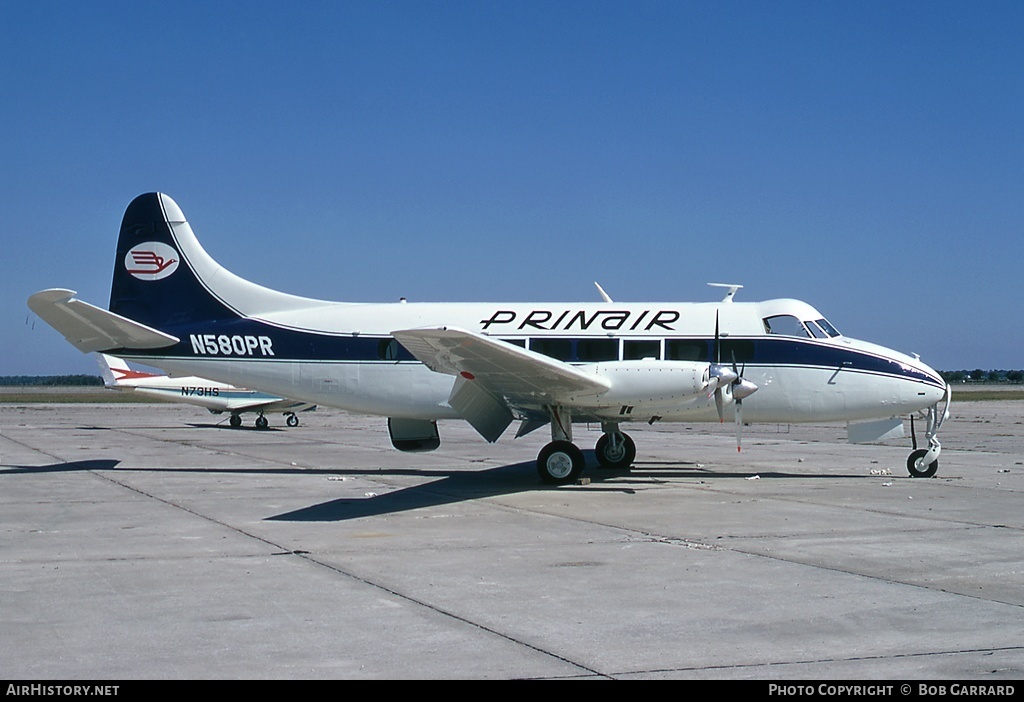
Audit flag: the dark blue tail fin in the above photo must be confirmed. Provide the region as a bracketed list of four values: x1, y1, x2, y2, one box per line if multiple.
[109, 193, 238, 331]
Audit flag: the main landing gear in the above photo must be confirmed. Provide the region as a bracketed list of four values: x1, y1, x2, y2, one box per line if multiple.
[535, 409, 636, 484]
[227, 412, 300, 429]
[906, 385, 952, 478]
[595, 425, 636, 469]
[537, 441, 586, 484]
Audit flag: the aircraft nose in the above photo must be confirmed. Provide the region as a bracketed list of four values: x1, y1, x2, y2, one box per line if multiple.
[908, 357, 948, 406]
[919, 358, 944, 389]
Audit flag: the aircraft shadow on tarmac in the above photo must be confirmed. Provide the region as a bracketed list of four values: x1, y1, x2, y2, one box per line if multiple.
[1, 456, 866, 523]
[2, 459, 123, 474]
[185, 422, 285, 432]
[266, 457, 868, 522]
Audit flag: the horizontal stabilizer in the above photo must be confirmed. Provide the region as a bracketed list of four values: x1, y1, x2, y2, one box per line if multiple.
[28, 289, 179, 353]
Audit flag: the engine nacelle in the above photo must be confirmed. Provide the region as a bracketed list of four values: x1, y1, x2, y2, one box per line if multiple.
[583, 361, 708, 405]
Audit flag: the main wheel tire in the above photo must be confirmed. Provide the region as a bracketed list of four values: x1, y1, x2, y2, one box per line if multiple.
[229, 414, 242, 429]
[537, 441, 585, 485]
[255, 415, 269, 430]
[595, 432, 636, 469]
[286, 414, 299, 427]
[907, 448, 938, 478]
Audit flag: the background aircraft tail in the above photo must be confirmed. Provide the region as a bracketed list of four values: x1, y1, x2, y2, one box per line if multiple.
[95, 353, 126, 386]
[94, 353, 160, 387]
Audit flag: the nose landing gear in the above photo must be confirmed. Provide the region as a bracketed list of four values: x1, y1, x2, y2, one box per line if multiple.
[907, 384, 951, 478]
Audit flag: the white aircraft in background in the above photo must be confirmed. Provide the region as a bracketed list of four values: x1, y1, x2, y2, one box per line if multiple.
[28, 193, 950, 484]
[94, 353, 314, 428]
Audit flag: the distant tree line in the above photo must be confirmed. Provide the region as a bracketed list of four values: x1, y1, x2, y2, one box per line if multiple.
[941, 370, 1024, 383]
[0, 375, 103, 387]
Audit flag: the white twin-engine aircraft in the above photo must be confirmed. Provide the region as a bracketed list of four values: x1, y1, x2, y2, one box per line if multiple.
[94, 354, 315, 429]
[28, 193, 950, 484]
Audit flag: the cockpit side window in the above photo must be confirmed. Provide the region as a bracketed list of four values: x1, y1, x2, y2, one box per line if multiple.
[814, 318, 841, 338]
[763, 315, 811, 337]
[806, 321, 830, 339]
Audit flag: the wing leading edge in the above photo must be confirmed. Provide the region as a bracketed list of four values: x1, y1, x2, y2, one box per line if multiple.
[392, 326, 611, 402]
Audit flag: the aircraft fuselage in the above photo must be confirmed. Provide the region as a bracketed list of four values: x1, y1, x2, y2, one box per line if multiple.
[125, 298, 945, 426]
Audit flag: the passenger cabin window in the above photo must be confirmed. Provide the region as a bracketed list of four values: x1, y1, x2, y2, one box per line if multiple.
[576, 338, 619, 362]
[377, 338, 401, 360]
[530, 338, 573, 361]
[724, 339, 755, 363]
[623, 339, 661, 361]
[666, 339, 707, 362]
[529, 338, 620, 362]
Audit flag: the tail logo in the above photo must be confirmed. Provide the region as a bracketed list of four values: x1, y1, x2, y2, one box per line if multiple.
[125, 242, 179, 281]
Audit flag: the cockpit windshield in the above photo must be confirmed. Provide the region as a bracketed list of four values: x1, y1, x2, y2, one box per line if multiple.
[763, 315, 842, 338]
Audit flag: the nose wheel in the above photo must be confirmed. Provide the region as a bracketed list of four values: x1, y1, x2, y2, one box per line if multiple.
[907, 448, 938, 478]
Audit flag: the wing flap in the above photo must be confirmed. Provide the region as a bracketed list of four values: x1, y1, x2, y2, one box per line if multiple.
[28, 289, 179, 353]
[447, 375, 514, 443]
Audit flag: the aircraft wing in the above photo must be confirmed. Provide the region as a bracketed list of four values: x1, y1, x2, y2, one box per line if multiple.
[392, 326, 610, 403]
[28, 289, 178, 353]
[223, 397, 315, 413]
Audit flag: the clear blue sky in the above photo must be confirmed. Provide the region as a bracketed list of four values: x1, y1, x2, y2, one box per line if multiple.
[3, 1, 1022, 375]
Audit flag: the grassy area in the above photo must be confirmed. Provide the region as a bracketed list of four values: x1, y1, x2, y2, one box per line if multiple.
[0, 388, 160, 403]
[949, 388, 1024, 402]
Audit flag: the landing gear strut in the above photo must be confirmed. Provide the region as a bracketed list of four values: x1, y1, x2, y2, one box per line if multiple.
[907, 385, 951, 478]
[536, 406, 586, 484]
[595, 422, 636, 469]
[535, 411, 638, 484]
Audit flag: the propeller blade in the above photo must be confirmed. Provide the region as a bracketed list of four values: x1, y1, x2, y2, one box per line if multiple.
[735, 399, 743, 452]
[715, 387, 725, 423]
[714, 310, 721, 364]
[732, 378, 757, 452]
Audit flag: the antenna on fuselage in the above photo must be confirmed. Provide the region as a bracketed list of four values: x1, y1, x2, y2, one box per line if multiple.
[708, 283, 743, 303]
[594, 281, 613, 303]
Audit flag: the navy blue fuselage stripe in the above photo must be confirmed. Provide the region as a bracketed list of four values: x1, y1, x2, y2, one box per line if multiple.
[113, 318, 942, 387]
